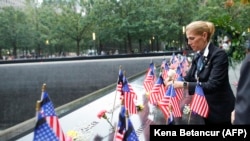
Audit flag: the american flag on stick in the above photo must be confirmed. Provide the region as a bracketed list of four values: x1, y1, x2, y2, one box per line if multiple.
[170, 52, 179, 69]
[33, 101, 60, 141]
[113, 106, 139, 141]
[180, 56, 189, 77]
[159, 84, 182, 118]
[162, 62, 169, 80]
[122, 71, 138, 115]
[190, 84, 209, 118]
[148, 72, 165, 105]
[33, 84, 68, 141]
[143, 62, 156, 95]
[168, 85, 182, 117]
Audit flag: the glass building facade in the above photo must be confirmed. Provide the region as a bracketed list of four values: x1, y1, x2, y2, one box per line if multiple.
[0, 0, 26, 9]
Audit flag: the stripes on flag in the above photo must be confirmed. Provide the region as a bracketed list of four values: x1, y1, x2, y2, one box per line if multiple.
[122, 77, 138, 115]
[114, 125, 125, 141]
[143, 62, 156, 94]
[46, 116, 67, 140]
[190, 84, 209, 118]
[174, 74, 184, 102]
[159, 85, 182, 118]
[168, 85, 182, 117]
[143, 72, 154, 94]
[124, 91, 137, 115]
[148, 73, 165, 105]
[158, 97, 170, 119]
[175, 88, 184, 102]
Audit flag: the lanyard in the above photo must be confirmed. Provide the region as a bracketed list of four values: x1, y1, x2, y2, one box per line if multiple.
[195, 53, 203, 81]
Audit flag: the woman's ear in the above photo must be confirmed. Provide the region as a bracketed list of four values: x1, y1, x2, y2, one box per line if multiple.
[203, 32, 208, 41]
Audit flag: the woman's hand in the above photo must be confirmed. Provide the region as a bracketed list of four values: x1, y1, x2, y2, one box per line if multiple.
[164, 79, 183, 89]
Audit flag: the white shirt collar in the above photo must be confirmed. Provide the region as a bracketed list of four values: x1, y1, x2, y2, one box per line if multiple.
[197, 42, 210, 57]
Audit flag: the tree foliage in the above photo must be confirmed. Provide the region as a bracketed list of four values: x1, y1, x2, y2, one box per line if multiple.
[0, 0, 249, 63]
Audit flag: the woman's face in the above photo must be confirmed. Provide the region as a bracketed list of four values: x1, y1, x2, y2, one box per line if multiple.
[186, 30, 207, 52]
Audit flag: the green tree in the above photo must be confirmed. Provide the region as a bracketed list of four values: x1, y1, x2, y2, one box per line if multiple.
[54, 1, 92, 56]
[196, 0, 250, 63]
[0, 7, 30, 58]
[0, 0, 249, 62]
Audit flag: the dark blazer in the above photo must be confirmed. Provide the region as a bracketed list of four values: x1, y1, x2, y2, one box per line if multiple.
[234, 53, 250, 124]
[184, 43, 235, 123]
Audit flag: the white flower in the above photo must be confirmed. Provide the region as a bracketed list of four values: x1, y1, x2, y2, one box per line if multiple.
[183, 105, 191, 115]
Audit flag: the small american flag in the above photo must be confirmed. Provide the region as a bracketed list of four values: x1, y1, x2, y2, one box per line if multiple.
[160, 58, 167, 69]
[122, 77, 137, 115]
[162, 85, 182, 117]
[175, 66, 182, 79]
[38, 92, 67, 141]
[114, 106, 126, 141]
[162, 62, 169, 80]
[149, 73, 165, 105]
[169, 85, 182, 117]
[181, 56, 189, 77]
[114, 106, 139, 141]
[170, 52, 176, 64]
[190, 84, 209, 118]
[170, 52, 179, 69]
[143, 62, 155, 94]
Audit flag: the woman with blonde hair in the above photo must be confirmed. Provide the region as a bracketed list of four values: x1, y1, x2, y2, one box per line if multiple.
[165, 21, 235, 125]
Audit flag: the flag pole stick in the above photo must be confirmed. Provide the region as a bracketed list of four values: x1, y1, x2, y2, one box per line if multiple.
[36, 101, 41, 112]
[36, 83, 45, 122]
[41, 83, 46, 100]
[188, 110, 192, 125]
[35, 100, 41, 121]
[167, 105, 173, 125]
[166, 105, 170, 125]
[42, 83, 46, 92]
[110, 65, 122, 123]
[125, 108, 129, 131]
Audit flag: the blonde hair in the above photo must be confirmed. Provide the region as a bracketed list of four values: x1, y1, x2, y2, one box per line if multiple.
[186, 21, 215, 41]
[206, 21, 215, 40]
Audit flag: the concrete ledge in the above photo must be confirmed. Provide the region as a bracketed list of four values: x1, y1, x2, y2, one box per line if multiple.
[0, 52, 182, 64]
[0, 68, 147, 141]
[0, 118, 35, 141]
